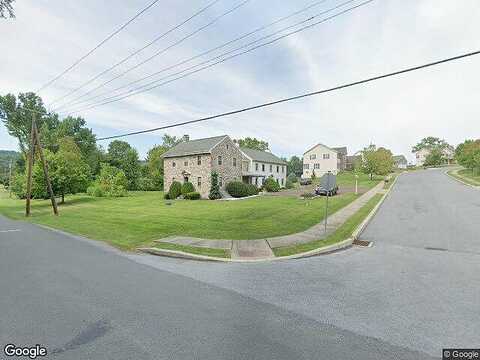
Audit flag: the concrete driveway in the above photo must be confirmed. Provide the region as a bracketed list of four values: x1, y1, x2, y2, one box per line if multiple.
[1, 169, 478, 359]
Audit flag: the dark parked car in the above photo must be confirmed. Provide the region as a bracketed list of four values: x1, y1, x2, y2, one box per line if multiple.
[315, 173, 338, 196]
[300, 178, 312, 186]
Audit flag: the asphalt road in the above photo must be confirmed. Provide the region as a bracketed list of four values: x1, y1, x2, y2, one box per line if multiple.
[1, 169, 478, 359]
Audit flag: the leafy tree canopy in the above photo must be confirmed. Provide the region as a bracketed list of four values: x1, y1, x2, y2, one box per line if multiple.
[361, 145, 394, 179]
[412, 137, 450, 153]
[0, 0, 15, 18]
[107, 140, 140, 190]
[234, 137, 269, 151]
[287, 156, 303, 177]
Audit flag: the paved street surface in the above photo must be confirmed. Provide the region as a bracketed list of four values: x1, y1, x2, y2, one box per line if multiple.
[1, 169, 478, 359]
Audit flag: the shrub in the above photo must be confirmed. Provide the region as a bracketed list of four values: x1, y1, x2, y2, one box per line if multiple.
[164, 192, 170, 200]
[181, 181, 195, 195]
[226, 181, 259, 198]
[168, 181, 182, 199]
[184, 191, 201, 200]
[9, 172, 26, 199]
[263, 177, 280, 192]
[209, 171, 221, 200]
[138, 177, 155, 191]
[87, 185, 104, 197]
[287, 173, 298, 183]
[87, 164, 128, 197]
[285, 179, 294, 189]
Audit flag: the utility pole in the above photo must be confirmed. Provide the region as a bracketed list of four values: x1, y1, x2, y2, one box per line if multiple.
[25, 113, 59, 217]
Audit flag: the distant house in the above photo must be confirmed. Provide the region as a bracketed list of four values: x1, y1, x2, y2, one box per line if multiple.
[393, 155, 408, 169]
[162, 135, 287, 198]
[302, 143, 338, 178]
[346, 155, 362, 171]
[332, 147, 348, 171]
[414, 146, 455, 166]
[162, 135, 242, 198]
[239, 147, 287, 187]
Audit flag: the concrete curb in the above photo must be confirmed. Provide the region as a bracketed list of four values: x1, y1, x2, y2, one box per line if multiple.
[139, 176, 401, 263]
[445, 169, 480, 189]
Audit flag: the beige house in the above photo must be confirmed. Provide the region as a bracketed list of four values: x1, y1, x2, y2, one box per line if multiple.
[162, 135, 242, 198]
[414, 146, 454, 166]
[239, 147, 287, 187]
[302, 143, 339, 178]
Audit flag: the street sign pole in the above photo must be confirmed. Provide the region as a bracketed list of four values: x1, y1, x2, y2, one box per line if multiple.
[324, 171, 331, 233]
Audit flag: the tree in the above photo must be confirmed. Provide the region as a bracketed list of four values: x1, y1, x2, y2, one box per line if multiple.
[87, 164, 128, 197]
[107, 140, 141, 190]
[412, 137, 449, 153]
[456, 139, 480, 174]
[361, 145, 394, 180]
[423, 148, 445, 167]
[0, 0, 15, 18]
[0, 93, 59, 156]
[287, 156, 303, 177]
[161, 134, 189, 148]
[209, 171, 221, 200]
[234, 137, 269, 151]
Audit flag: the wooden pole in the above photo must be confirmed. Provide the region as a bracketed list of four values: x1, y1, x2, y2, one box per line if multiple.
[25, 118, 36, 217]
[32, 118, 58, 216]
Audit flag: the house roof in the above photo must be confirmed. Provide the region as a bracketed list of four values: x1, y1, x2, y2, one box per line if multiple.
[332, 146, 348, 155]
[162, 135, 228, 158]
[303, 143, 337, 155]
[393, 155, 407, 164]
[239, 147, 286, 165]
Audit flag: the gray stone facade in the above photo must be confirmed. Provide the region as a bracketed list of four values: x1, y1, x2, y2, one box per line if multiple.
[163, 137, 242, 199]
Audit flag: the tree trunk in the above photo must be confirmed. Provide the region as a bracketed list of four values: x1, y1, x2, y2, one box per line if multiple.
[61, 192, 65, 204]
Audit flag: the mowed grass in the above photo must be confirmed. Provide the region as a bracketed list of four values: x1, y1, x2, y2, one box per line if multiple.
[0, 188, 358, 250]
[273, 194, 384, 257]
[331, 171, 383, 190]
[449, 169, 480, 186]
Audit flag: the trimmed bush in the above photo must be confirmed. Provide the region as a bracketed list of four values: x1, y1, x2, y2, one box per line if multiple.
[164, 192, 170, 200]
[181, 181, 195, 195]
[263, 177, 280, 192]
[168, 181, 182, 199]
[184, 191, 201, 200]
[209, 171, 221, 200]
[226, 181, 259, 198]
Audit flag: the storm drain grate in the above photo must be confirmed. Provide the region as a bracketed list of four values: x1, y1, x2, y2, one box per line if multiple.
[353, 239, 372, 247]
[424, 247, 448, 251]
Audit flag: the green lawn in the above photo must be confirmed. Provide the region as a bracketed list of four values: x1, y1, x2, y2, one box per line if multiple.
[273, 194, 384, 257]
[449, 169, 480, 186]
[0, 188, 358, 250]
[334, 171, 383, 190]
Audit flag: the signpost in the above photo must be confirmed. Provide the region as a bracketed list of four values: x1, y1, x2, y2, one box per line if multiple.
[324, 171, 331, 233]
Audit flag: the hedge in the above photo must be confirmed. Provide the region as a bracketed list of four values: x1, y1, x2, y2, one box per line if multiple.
[226, 181, 259, 198]
[184, 191, 201, 200]
[263, 177, 280, 192]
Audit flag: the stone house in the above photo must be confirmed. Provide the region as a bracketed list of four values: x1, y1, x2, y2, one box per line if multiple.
[239, 147, 287, 187]
[302, 143, 339, 178]
[162, 135, 243, 198]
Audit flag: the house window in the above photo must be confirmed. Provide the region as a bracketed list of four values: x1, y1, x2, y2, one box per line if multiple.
[197, 177, 202, 187]
[197, 156, 201, 165]
[218, 156, 222, 165]
[303, 164, 309, 169]
[262, 164, 265, 172]
[269, 164, 272, 172]
[281, 178, 284, 186]
[282, 166, 285, 173]
[184, 160, 188, 166]
[276, 178, 279, 184]
[310, 154, 316, 160]
[255, 163, 259, 171]
[233, 157, 237, 167]
[276, 165, 279, 173]
[255, 177, 258, 186]
[172, 162, 176, 167]
[323, 154, 330, 159]
[219, 176, 223, 187]
[226, 144, 229, 150]
[314, 163, 320, 169]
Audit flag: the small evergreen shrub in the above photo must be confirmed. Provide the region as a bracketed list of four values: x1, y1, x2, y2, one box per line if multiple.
[181, 181, 195, 195]
[164, 192, 170, 200]
[184, 191, 201, 200]
[209, 171, 221, 200]
[226, 181, 259, 198]
[168, 181, 182, 199]
[263, 177, 280, 192]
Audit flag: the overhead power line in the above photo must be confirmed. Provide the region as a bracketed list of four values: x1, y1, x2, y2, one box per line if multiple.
[48, 0, 222, 107]
[94, 49, 480, 141]
[36, 0, 162, 93]
[52, 0, 251, 112]
[56, 0, 339, 112]
[63, 0, 370, 115]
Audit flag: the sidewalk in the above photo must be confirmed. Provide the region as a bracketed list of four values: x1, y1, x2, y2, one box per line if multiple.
[154, 182, 385, 260]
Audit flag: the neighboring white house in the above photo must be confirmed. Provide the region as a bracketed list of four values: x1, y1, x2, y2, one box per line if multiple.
[239, 147, 287, 187]
[302, 143, 338, 178]
[393, 155, 408, 169]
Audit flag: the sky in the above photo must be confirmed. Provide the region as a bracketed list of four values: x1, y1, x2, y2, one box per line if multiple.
[1, 0, 479, 162]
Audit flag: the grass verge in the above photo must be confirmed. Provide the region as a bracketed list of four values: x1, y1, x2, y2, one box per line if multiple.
[154, 242, 230, 258]
[448, 169, 480, 186]
[273, 193, 384, 257]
